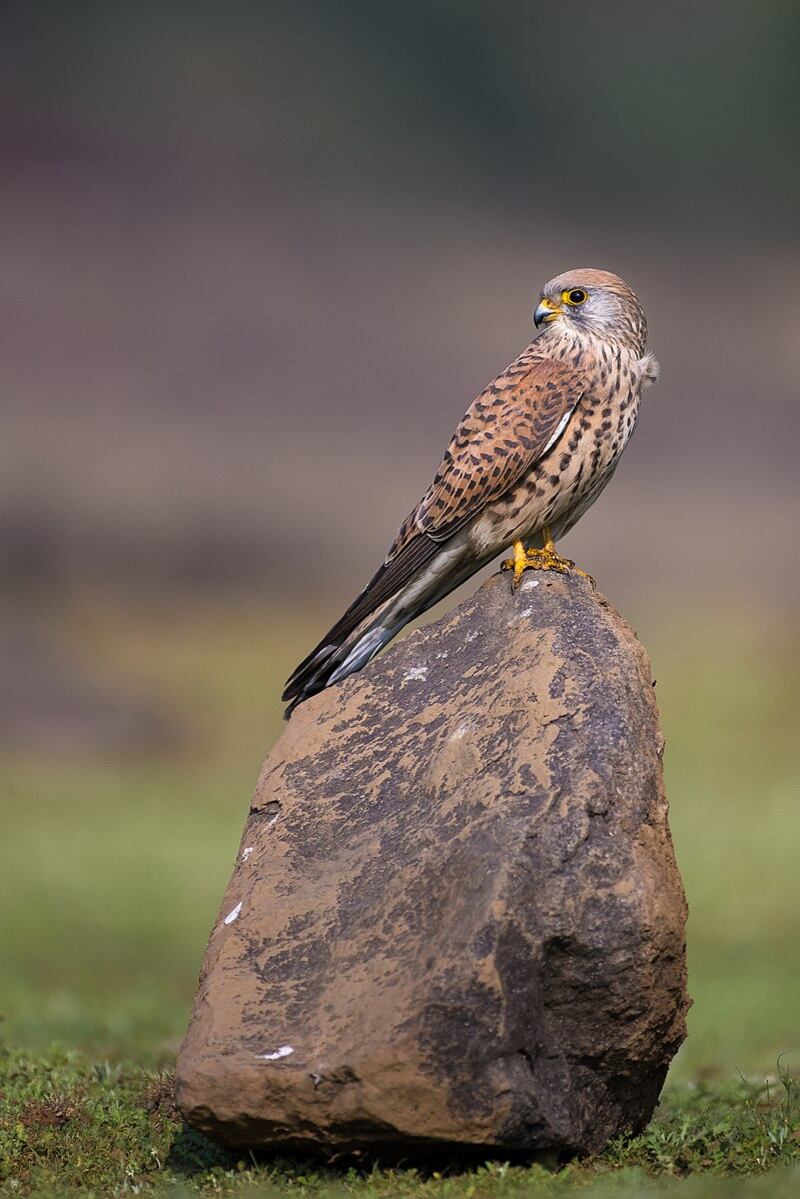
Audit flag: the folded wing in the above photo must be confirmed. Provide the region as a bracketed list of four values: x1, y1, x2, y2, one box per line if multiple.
[282, 354, 587, 712]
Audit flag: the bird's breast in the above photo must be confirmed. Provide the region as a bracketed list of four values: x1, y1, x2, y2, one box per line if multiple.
[468, 366, 642, 555]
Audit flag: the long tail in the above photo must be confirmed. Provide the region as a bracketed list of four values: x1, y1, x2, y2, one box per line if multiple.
[282, 533, 480, 717]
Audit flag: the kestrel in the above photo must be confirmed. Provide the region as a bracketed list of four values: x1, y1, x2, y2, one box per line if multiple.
[283, 268, 659, 716]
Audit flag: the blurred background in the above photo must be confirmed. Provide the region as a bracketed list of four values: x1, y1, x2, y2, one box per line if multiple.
[1, 0, 798, 1080]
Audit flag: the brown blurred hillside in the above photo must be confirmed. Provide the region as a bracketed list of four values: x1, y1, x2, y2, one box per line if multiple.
[0, 1, 798, 619]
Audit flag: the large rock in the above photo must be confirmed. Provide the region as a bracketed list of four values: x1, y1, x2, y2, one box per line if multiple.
[176, 571, 689, 1158]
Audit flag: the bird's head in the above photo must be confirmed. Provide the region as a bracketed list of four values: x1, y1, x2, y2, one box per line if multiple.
[534, 268, 647, 350]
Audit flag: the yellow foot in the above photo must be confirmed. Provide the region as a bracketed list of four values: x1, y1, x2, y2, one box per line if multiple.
[501, 535, 595, 590]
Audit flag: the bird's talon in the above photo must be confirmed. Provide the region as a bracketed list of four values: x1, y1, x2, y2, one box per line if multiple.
[503, 535, 593, 588]
[573, 566, 597, 588]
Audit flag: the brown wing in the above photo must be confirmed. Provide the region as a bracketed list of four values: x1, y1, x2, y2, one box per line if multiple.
[283, 353, 587, 708]
[388, 354, 588, 557]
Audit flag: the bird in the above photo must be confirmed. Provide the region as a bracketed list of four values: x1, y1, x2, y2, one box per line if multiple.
[283, 267, 659, 716]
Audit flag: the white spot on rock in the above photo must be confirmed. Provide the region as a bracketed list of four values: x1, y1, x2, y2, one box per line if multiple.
[465, 630, 479, 643]
[241, 846, 254, 862]
[223, 901, 243, 925]
[507, 603, 537, 625]
[256, 1045, 294, 1061]
[451, 724, 472, 740]
[521, 578, 540, 592]
[267, 812, 280, 828]
[402, 666, 428, 682]
[434, 650, 449, 660]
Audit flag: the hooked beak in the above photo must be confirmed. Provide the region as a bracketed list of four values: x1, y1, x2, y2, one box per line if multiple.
[534, 297, 562, 328]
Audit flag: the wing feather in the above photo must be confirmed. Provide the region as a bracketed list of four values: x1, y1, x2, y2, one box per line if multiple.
[388, 355, 587, 554]
[283, 352, 588, 709]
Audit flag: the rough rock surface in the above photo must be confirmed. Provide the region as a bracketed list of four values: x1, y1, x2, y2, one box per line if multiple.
[176, 571, 689, 1158]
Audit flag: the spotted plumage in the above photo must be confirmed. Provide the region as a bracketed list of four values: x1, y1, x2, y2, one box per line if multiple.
[283, 268, 659, 715]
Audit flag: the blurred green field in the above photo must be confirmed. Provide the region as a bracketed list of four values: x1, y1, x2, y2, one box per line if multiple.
[1, 586, 799, 1195]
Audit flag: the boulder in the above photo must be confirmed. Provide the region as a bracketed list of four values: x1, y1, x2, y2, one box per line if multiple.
[176, 571, 689, 1158]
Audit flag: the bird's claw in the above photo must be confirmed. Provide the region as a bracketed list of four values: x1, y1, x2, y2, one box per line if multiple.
[502, 541, 595, 590]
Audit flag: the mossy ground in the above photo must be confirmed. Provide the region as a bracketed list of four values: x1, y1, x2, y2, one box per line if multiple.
[1, 591, 798, 1196]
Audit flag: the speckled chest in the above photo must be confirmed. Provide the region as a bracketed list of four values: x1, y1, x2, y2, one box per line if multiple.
[480, 343, 642, 546]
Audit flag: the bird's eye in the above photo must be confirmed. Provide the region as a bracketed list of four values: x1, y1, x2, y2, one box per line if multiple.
[562, 288, 588, 306]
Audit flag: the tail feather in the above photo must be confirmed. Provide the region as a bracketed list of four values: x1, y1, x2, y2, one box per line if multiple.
[283, 619, 398, 718]
[326, 623, 395, 687]
[282, 613, 396, 719]
[282, 534, 487, 718]
[282, 534, 441, 713]
[282, 534, 439, 701]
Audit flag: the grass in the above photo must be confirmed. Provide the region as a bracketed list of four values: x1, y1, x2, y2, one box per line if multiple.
[1, 1049, 799, 1196]
[1, 587, 799, 1195]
